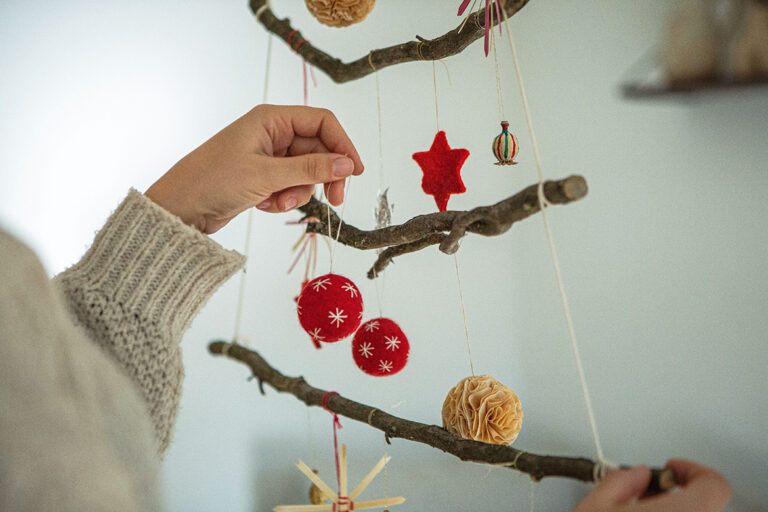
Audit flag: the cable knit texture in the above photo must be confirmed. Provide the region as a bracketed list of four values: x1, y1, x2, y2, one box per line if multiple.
[53, 189, 245, 454]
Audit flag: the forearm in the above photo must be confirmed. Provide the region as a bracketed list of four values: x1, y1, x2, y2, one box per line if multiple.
[53, 189, 244, 454]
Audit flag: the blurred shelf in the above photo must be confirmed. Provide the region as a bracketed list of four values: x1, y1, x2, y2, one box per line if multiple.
[621, 76, 768, 100]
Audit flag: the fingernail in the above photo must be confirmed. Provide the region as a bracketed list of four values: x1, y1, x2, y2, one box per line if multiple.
[283, 197, 297, 211]
[256, 199, 271, 209]
[333, 157, 354, 177]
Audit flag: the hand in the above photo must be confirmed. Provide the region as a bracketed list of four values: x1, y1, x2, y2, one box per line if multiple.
[572, 459, 730, 512]
[145, 104, 364, 234]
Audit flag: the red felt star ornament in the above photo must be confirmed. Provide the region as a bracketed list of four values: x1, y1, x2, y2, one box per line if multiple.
[412, 131, 470, 212]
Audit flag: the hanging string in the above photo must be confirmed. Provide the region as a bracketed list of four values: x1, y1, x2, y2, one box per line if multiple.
[529, 479, 535, 512]
[431, 60, 476, 376]
[232, 33, 273, 346]
[328, 178, 352, 273]
[453, 254, 476, 376]
[321, 392, 343, 491]
[499, 7, 607, 467]
[489, 4, 505, 120]
[432, 61, 440, 132]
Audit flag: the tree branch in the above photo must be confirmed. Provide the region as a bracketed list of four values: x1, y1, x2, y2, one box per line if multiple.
[248, 0, 531, 83]
[208, 341, 676, 493]
[298, 175, 588, 278]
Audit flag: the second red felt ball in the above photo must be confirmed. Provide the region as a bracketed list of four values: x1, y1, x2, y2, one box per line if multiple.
[297, 274, 363, 343]
[352, 318, 410, 376]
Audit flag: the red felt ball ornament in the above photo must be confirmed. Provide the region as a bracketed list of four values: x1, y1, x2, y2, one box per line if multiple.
[352, 318, 410, 376]
[297, 274, 363, 345]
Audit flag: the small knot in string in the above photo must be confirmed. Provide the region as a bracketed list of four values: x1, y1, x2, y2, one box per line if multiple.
[367, 408, 379, 426]
[254, 0, 270, 18]
[592, 458, 618, 482]
[332, 496, 355, 512]
[415, 37, 429, 61]
[220, 342, 233, 357]
[287, 29, 309, 52]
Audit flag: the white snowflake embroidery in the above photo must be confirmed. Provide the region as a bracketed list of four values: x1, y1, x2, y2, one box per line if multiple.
[384, 336, 401, 351]
[312, 278, 332, 292]
[309, 327, 324, 342]
[358, 311, 364, 320]
[296, 304, 302, 315]
[358, 342, 374, 358]
[378, 360, 393, 373]
[328, 308, 348, 327]
[364, 320, 380, 333]
[341, 282, 359, 298]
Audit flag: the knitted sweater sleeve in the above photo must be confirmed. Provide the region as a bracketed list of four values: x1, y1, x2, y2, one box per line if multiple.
[53, 189, 244, 454]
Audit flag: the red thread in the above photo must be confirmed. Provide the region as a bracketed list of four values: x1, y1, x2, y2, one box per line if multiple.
[294, 38, 308, 52]
[287, 29, 299, 45]
[321, 392, 343, 494]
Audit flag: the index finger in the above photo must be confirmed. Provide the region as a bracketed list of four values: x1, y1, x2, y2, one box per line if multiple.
[281, 106, 365, 175]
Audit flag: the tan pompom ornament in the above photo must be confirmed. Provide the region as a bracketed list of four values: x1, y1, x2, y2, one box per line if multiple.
[442, 375, 523, 445]
[305, 0, 375, 27]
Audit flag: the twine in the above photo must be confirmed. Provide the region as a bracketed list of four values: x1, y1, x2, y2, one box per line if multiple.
[254, 0, 270, 19]
[232, 33, 273, 347]
[499, 5, 608, 467]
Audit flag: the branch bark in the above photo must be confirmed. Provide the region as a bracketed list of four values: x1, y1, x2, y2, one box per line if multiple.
[208, 341, 676, 493]
[297, 175, 588, 278]
[248, 0, 530, 83]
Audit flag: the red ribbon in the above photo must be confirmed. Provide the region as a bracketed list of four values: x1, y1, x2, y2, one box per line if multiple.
[321, 391, 343, 492]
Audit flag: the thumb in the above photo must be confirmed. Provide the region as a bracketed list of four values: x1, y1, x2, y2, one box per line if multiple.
[259, 153, 355, 192]
[589, 466, 652, 506]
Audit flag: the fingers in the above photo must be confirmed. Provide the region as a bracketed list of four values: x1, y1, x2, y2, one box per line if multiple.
[256, 184, 316, 213]
[287, 136, 331, 157]
[325, 179, 347, 206]
[258, 153, 355, 192]
[590, 466, 652, 506]
[256, 105, 364, 174]
[666, 459, 731, 510]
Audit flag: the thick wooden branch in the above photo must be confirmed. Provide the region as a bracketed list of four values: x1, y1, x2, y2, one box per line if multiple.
[249, 0, 530, 83]
[209, 341, 676, 493]
[298, 175, 588, 278]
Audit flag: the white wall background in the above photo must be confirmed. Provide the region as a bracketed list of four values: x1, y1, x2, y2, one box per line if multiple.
[2, 1, 767, 510]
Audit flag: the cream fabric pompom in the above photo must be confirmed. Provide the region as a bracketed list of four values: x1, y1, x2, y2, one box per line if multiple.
[305, 0, 375, 27]
[442, 375, 523, 445]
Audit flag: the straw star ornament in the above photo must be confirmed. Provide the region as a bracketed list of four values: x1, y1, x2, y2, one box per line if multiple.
[274, 444, 404, 512]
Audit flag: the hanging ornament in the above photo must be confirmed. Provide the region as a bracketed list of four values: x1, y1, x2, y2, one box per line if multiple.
[492, 121, 519, 165]
[275, 444, 404, 512]
[305, 0, 376, 27]
[412, 131, 470, 212]
[308, 470, 327, 505]
[297, 274, 364, 346]
[352, 318, 410, 377]
[374, 188, 393, 230]
[442, 375, 523, 445]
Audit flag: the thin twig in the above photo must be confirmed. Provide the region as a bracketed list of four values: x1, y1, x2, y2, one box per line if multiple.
[208, 341, 676, 493]
[248, 0, 531, 83]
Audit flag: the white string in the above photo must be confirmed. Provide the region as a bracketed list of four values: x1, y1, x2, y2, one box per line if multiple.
[528, 479, 535, 512]
[489, 5, 506, 120]
[453, 254, 475, 376]
[254, 0, 270, 19]
[432, 61, 440, 132]
[431, 58, 476, 376]
[328, 178, 352, 273]
[499, 8, 606, 465]
[232, 33, 273, 346]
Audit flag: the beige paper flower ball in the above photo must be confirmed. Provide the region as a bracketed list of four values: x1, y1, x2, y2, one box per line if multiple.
[305, 0, 376, 27]
[442, 375, 523, 445]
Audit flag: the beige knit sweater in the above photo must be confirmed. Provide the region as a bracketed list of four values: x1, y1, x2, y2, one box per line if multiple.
[0, 190, 244, 511]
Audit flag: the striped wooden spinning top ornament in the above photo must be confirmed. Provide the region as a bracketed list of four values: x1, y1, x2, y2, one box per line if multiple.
[492, 121, 519, 165]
